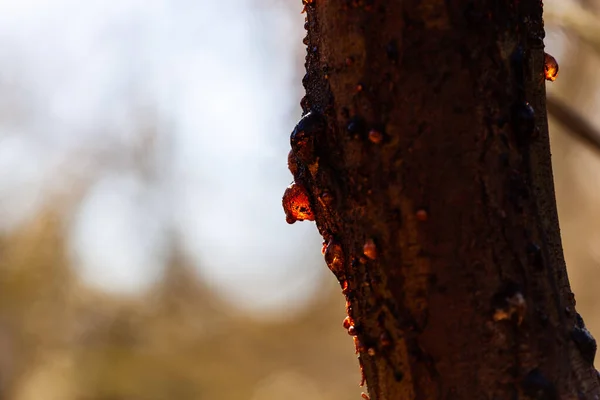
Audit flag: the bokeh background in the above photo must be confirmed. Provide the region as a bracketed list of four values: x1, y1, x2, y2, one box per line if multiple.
[0, 0, 598, 398]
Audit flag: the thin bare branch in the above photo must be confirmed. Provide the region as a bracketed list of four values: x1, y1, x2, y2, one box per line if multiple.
[547, 94, 600, 154]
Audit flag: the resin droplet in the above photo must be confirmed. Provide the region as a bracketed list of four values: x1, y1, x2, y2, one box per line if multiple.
[347, 116, 366, 138]
[544, 53, 559, 82]
[343, 316, 354, 330]
[493, 292, 526, 325]
[512, 102, 535, 144]
[572, 313, 597, 365]
[394, 371, 404, 382]
[290, 111, 325, 165]
[526, 243, 544, 270]
[361, 393, 370, 400]
[341, 280, 350, 295]
[367, 348, 376, 356]
[282, 182, 315, 224]
[521, 369, 556, 400]
[363, 238, 378, 260]
[416, 209, 428, 221]
[380, 331, 392, 347]
[386, 39, 398, 62]
[368, 129, 383, 144]
[324, 237, 344, 275]
[492, 283, 527, 325]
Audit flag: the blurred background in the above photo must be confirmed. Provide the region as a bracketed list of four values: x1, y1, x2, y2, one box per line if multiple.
[0, 0, 597, 398]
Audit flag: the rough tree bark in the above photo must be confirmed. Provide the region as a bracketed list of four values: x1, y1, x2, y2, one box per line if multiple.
[283, 1, 600, 399]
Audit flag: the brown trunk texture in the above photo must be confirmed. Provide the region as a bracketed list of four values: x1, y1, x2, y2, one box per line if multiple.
[283, 1, 600, 399]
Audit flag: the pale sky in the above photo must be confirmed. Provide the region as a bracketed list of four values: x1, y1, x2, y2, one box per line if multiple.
[0, 0, 328, 314]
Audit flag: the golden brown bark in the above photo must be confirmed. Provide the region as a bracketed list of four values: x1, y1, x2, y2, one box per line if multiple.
[285, 1, 600, 399]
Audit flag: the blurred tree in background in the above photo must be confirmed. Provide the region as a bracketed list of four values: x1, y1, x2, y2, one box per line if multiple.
[0, 212, 361, 399]
[0, 0, 599, 399]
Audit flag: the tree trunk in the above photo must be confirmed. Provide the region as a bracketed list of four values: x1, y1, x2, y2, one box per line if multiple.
[283, 1, 600, 399]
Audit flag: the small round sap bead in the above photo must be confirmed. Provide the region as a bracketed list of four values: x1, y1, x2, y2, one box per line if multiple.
[347, 116, 366, 138]
[572, 313, 596, 365]
[416, 209, 428, 221]
[380, 331, 392, 347]
[512, 102, 535, 143]
[290, 111, 325, 165]
[363, 238, 378, 260]
[300, 1, 314, 20]
[544, 53, 559, 82]
[341, 280, 350, 295]
[492, 283, 527, 325]
[348, 325, 357, 336]
[522, 369, 555, 399]
[368, 129, 383, 144]
[324, 237, 344, 274]
[282, 182, 315, 224]
[386, 39, 398, 62]
[526, 242, 544, 270]
[343, 316, 354, 330]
